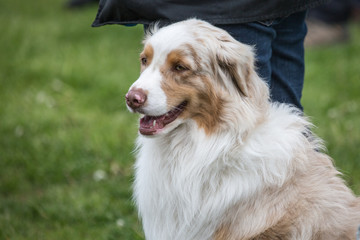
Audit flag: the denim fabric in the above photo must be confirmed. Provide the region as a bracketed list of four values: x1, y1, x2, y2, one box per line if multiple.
[218, 11, 307, 110]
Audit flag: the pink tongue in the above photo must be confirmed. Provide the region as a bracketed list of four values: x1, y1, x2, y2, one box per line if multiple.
[139, 115, 166, 135]
[138, 101, 187, 135]
[141, 115, 165, 129]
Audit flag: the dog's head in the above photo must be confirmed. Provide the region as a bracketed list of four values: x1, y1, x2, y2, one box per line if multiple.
[126, 19, 269, 136]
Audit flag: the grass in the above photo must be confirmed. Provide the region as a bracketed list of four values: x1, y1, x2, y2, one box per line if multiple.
[0, 0, 359, 239]
[303, 25, 360, 190]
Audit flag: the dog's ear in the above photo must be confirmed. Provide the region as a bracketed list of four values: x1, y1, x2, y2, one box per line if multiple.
[215, 34, 256, 97]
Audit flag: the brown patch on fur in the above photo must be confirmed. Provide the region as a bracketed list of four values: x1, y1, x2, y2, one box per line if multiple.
[221, 61, 250, 97]
[252, 209, 299, 240]
[184, 43, 201, 69]
[214, 224, 233, 240]
[190, 76, 226, 135]
[215, 35, 253, 98]
[165, 49, 194, 72]
[160, 49, 225, 135]
[213, 183, 302, 240]
[140, 44, 154, 72]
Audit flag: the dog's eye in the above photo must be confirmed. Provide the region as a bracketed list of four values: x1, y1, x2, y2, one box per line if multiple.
[141, 57, 147, 66]
[174, 64, 187, 72]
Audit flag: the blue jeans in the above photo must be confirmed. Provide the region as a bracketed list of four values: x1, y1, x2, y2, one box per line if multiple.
[218, 11, 307, 110]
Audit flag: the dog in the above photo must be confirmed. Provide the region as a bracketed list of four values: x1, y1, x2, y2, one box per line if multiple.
[125, 19, 360, 240]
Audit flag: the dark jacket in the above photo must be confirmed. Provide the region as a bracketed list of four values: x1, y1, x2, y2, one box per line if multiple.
[92, 0, 327, 27]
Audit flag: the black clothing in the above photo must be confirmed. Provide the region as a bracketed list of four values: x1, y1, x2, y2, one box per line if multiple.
[92, 0, 327, 27]
[309, 0, 360, 24]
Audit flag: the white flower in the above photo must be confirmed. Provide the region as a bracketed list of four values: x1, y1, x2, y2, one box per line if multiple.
[116, 218, 125, 228]
[15, 125, 24, 137]
[93, 169, 107, 182]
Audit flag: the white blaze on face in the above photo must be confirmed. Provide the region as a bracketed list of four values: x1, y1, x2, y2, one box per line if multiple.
[131, 24, 194, 117]
[130, 67, 168, 116]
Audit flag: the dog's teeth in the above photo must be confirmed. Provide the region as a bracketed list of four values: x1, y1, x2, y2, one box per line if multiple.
[153, 120, 156, 127]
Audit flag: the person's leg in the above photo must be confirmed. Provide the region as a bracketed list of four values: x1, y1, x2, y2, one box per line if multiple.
[271, 11, 307, 110]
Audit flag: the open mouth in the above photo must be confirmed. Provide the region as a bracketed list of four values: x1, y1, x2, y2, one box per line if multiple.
[139, 101, 187, 135]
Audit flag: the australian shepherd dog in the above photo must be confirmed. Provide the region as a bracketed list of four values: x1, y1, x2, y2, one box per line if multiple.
[125, 19, 360, 240]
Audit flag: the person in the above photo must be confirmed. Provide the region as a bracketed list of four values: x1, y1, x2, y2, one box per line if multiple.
[92, 0, 329, 110]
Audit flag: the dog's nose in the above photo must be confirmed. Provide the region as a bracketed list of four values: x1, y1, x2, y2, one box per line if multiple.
[125, 88, 147, 110]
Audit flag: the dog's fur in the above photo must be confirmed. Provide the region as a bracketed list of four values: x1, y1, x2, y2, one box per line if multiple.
[125, 19, 360, 240]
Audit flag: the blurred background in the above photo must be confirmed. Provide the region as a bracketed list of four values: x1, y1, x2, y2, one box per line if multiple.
[0, 0, 359, 239]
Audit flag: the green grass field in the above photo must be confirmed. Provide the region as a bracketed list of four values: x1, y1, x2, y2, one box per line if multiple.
[0, 0, 359, 239]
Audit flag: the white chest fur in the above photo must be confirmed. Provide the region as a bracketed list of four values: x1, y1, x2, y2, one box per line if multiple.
[134, 126, 229, 240]
[133, 109, 304, 240]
